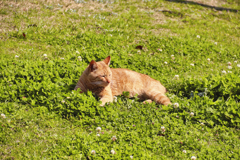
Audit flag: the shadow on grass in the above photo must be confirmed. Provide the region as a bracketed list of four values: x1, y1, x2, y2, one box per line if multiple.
[165, 0, 239, 13]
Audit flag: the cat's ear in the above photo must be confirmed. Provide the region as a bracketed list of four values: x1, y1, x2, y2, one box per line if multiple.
[89, 60, 98, 72]
[103, 56, 111, 66]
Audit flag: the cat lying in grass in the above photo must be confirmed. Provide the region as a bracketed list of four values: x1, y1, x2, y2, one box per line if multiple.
[75, 56, 171, 106]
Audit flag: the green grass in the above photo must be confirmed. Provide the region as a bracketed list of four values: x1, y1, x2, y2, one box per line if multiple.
[0, 0, 240, 159]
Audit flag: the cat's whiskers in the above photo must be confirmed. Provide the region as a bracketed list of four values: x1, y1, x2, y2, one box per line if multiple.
[90, 81, 104, 85]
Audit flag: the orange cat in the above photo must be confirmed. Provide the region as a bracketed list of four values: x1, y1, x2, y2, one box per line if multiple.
[74, 56, 171, 106]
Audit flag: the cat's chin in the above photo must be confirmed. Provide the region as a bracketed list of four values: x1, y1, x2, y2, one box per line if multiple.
[91, 81, 109, 87]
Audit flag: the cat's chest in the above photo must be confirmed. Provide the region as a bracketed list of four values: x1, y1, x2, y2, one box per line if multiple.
[92, 85, 112, 97]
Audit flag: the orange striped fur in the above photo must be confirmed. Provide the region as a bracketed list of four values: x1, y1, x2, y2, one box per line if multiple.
[75, 56, 171, 106]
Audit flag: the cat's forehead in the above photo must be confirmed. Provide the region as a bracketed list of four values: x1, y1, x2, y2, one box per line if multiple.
[96, 61, 111, 72]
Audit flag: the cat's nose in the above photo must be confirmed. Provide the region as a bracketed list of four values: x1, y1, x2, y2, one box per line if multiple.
[107, 79, 111, 83]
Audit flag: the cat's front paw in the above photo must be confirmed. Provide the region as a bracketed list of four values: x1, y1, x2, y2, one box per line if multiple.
[143, 99, 152, 104]
[99, 102, 105, 107]
[99, 101, 111, 107]
[99, 97, 113, 106]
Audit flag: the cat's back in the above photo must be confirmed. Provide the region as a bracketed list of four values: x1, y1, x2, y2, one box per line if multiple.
[110, 68, 157, 96]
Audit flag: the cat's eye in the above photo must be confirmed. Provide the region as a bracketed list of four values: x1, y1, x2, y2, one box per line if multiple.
[101, 75, 106, 77]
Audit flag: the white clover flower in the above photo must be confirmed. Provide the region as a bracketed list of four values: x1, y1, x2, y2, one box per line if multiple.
[111, 149, 116, 154]
[158, 49, 163, 52]
[67, 97, 70, 99]
[113, 96, 117, 102]
[78, 56, 82, 61]
[76, 50, 80, 54]
[214, 42, 218, 45]
[97, 134, 100, 137]
[174, 75, 179, 80]
[130, 155, 133, 159]
[222, 70, 227, 74]
[191, 156, 197, 160]
[43, 54, 47, 57]
[228, 71, 232, 73]
[183, 150, 187, 153]
[91, 150, 96, 154]
[15, 55, 19, 58]
[190, 112, 194, 116]
[96, 127, 101, 132]
[161, 126, 166, 132]
[171, 55, 174, 57]
[1, 113, 6, 119]
[234, 61, 237, 63]
[176, 115, 179, 118]
[7, 119, 11, 123]
[237, 64, 240, 67]
[60, 57, 64, 60]
[173, 103, 179, 108]
[196, 35, 200, 38]
[164, 61, 168, 64]
[61, 100, 65, 104]
[190, 63, 194, 66]
[207, 58, 210, 62]
[227, 62, 232, 66]
[228, 66, 232, 69]
[200, 122, 204, 126]
[111, 136, 117, 141]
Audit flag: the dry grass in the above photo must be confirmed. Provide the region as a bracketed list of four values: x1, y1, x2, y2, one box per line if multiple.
[189, 0, 227, 6]
[0, 0, 118, 33]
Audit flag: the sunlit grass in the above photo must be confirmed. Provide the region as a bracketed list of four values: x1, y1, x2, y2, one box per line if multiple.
[0, 0, 240, 159]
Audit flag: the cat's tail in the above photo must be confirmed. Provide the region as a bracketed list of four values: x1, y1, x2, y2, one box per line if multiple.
[147, 91, 171, 106]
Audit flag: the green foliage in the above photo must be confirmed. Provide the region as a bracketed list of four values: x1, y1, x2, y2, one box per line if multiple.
[0, 0, 240, 159]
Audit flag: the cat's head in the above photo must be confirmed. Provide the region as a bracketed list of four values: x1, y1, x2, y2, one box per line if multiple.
[87, 56, 112, 87]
